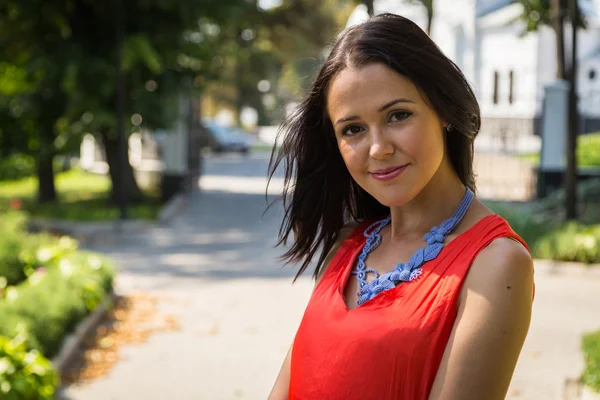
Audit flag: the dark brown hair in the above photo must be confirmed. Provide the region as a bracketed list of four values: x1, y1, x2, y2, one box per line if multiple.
[268, 13, 481, 281]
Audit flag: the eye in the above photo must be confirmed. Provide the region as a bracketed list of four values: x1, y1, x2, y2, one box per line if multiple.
[342, 125, 365, 136]
[389, 111, 412, 122]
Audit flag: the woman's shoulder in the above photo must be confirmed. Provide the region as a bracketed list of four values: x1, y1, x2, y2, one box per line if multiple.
[458, 200, 533, 298]
[463, 226, 534, 304]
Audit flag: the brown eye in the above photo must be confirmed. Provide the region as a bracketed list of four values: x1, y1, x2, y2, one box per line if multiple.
[343, 125, 364, 136]
[389, 111, 412, 122]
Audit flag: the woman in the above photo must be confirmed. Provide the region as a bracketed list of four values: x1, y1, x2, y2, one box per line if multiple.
[268, 13, 534, 400]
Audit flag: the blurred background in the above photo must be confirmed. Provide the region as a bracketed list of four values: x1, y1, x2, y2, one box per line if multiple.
[0, 0, 599, 399]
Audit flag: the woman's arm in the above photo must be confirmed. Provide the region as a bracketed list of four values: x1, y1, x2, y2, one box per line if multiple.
[268, 222, 358, 400]
[268, 346, 292, 400]
[428, 237, 534, 400]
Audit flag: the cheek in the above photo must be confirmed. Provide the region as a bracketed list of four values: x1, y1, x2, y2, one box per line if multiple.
[403, 123, 445, 163]
[338, 141, 360, 170]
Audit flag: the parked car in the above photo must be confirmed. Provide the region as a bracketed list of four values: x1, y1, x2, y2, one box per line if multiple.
[204, 124, 252, 155]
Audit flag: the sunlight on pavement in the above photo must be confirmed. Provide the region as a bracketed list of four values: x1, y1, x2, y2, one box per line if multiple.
[199, 175, 285, 195]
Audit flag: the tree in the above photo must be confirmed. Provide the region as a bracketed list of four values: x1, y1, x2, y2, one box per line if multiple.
[516, 0, 586, 79]
[0, 2, 78, 202]
[1, 0, 244, 205]
[62, 0, 245, 203]
[517, 0, 585, 219]
[201, 0, 353, 125]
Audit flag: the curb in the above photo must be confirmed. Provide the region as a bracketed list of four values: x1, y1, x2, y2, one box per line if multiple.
[28, 219, 153, 246]
[564, 379, 600, 400]
[534, 259, 600, 278]
[52, 291, 116, 374]
[158, 191, 189, 225]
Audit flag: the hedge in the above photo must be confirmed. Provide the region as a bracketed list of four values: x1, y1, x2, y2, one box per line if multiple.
[0, 250, 114, 358]
[0, 209, 115, 398]
[0, 334, 58, 400]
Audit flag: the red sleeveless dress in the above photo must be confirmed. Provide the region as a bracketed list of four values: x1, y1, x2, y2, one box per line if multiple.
[289, 214, 530, 400]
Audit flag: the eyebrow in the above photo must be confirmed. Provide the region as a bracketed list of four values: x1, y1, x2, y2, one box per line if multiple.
[334, 98, 415, 126]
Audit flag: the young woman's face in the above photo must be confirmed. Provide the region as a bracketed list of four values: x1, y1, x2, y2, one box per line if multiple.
[326, 63, 449, 207]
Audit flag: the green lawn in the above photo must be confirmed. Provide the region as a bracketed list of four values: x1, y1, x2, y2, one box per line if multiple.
[0, 169, 160, 221]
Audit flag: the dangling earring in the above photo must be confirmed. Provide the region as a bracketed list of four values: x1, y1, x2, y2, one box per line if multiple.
[446, 124, 452, 132]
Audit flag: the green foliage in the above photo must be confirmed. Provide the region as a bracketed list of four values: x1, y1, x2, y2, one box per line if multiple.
[0, 209, 114, 359]
[582, 330, 600, 393]
[531, 179, 600, 224]
[493, 202, 600, 264]
[0, 249, 114, 358]
[518, 133, 600, 167]
[533, 222, 600, 263]
[0, 211, 30, 286]
[515, 0, 587, 32]
[486, 202, 555, 246]
[579, 133, 600, 167]
[0, 333, 58, 400]
[0, 207, 103, 285]
[488, 179, 600, 264]
[0, 154, 36, 181]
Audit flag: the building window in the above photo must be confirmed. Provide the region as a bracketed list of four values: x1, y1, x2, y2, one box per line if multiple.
[493, 71, 499, 105]
[508, 70, 515, 104]
[590, 68, 597, 81]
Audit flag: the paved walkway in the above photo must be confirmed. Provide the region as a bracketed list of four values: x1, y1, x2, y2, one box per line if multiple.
[59, 153, 600, 400]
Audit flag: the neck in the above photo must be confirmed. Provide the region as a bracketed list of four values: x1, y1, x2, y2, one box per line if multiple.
[388, 164, 467, 241]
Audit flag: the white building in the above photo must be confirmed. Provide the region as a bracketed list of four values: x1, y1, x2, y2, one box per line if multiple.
[346, 0, 600, 145]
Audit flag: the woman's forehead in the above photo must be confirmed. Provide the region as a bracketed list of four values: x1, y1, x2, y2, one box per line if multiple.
[326, 64, 421, 115]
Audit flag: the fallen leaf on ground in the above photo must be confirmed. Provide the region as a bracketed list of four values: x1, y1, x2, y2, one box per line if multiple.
[62, 293, 181, 384]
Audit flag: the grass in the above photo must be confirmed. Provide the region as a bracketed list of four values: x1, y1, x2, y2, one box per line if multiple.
[0, 169, 161, 221]
[582, 330, 600, 393]
[518, 132, 600, 167]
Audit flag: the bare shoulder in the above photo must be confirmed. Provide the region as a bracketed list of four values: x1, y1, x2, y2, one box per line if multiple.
[429, 237, 534, 399]
[314, 221, 360, 285]
[463, 237, 534, 305]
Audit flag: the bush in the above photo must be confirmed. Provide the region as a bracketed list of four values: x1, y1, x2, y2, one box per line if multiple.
[0, 211, 29, 286]
[486, 202, 555, 246]
[488, 178, 600, 264]
[0, 210, 79, 287]
[0, 251, 114, 358]
[532, 222, 600, 264]
[0, 154, 35, 182]
[0, 333, 58, 400]
[582, 330, 600, 393]
[579, 134, 600, 167]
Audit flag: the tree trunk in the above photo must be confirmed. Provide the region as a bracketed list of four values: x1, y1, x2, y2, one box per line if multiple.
[364, 0, 374, 16]
[100, 129, 143, 204]
[552, 0, 566, 79]
[565, 0, 578, 220]
[36, 141, 56, 203]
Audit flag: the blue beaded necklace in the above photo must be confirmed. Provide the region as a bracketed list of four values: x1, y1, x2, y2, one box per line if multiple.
[351, 188, 474, 306]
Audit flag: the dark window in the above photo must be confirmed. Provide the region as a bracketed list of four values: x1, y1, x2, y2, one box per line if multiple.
[508, 70, 515, 104]
[590, 68, 597, 81]
[493, 71, 499, 105]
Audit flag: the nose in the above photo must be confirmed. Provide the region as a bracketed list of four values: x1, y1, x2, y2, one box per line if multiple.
[368, 127, 394, 160]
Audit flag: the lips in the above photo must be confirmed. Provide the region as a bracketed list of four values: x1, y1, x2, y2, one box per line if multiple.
[370, 165, 408, 181]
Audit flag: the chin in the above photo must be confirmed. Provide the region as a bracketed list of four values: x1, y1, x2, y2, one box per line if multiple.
[366, 180, 426, 208]
[369, 190, 412, 208]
